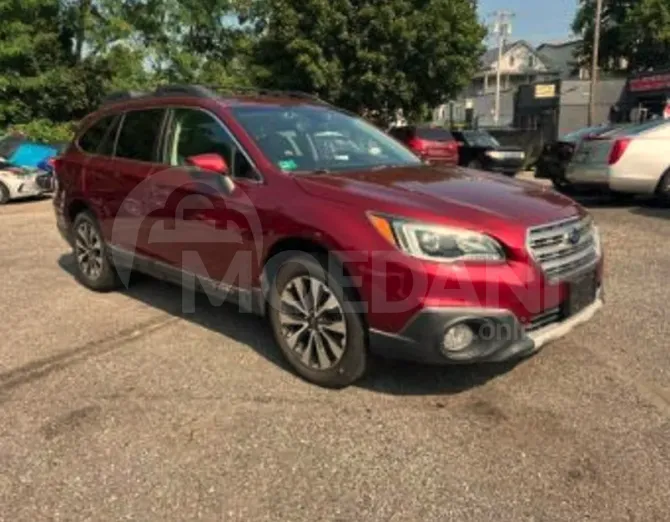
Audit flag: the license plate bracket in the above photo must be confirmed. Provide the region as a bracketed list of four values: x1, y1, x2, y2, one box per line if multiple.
[567, 270, 597, 317]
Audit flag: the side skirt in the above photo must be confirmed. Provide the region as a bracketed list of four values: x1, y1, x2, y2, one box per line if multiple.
[107, 245, 266, 316]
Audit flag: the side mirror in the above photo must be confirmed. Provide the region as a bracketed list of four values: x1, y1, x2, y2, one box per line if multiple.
[186, 153, 229, 175]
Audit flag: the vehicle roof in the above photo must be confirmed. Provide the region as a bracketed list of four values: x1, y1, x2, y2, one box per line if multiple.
[98, 85, 331, 111]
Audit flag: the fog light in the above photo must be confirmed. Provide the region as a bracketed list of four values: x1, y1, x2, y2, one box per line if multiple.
[442, 324, 474, 352]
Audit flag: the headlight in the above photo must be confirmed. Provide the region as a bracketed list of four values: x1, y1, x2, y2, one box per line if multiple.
[486, 150, 504, 159]
[368, 214, 505, 262]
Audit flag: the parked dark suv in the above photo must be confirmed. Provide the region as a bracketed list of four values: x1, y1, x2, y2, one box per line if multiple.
[53, 85, 604, 387]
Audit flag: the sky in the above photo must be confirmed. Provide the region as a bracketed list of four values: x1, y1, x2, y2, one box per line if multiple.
[478, 0, 578, 46]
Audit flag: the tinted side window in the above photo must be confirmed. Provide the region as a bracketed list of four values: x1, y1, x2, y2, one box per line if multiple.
[415, 128, 453, 141]
[115, 109, 165, 162]
[78, 115, 116, 154]
[166, 108, 257, 180]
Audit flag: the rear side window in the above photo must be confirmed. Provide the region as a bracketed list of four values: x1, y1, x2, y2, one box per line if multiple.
[98, 116, 121, 156]
[414, 128, 453, 141]
[115, 109, 165, 162]
[78, 115, 117, 154]
[389, 127, 409, 140]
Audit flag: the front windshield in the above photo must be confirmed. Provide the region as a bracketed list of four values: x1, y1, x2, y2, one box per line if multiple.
[461, 131, 500, 148]
[230, 105, 422, 173]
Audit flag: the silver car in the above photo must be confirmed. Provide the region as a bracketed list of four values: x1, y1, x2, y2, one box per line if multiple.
[0, 163, 50, 204]
[565, 119, 670, 202]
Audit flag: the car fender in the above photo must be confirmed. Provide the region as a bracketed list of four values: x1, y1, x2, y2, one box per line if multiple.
[0, 170, 23, 197]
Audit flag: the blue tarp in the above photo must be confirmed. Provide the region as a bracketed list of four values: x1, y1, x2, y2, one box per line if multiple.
[8, 143, 58, 168]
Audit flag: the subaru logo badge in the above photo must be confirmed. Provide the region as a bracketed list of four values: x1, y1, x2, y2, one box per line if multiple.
[565, 228, 581, 245]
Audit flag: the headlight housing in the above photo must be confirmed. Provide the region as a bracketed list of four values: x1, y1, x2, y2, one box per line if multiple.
[368, 214, 506, 262]
[485, 150, 504, 160]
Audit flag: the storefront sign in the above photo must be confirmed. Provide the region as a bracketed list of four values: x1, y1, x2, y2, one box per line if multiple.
[534, 84, 556, 99]
[629, 73, 670, 92]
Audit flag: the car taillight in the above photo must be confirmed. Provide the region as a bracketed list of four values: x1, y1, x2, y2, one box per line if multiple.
[408, 138, 427, 153]
[608, 138, 631, 165]
[52, 157, 63, 176]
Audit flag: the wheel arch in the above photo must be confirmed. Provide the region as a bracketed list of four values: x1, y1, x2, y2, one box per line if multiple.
[67, 198, 93, 223]
[259, 236, 367, 324]
[654, 165, 670, 196]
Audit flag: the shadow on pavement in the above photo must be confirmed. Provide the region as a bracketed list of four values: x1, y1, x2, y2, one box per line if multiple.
[56, 253, 518, 396]
[629, 202, 670, 220]
[569, 193, 670, 218]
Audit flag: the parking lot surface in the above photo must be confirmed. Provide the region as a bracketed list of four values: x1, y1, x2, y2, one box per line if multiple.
[1, 196, 669, 521]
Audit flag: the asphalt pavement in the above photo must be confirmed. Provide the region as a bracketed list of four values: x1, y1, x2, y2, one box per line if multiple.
[1, 193, 669, 521]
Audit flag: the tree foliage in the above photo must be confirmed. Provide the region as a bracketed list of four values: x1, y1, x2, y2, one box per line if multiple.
[250, 0, 485, 123]
[573, 0, 670, 73]
[1, 0, 486, 129]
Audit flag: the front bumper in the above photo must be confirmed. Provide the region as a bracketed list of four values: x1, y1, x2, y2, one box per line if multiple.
[487, 161, 525, 175]
[12, 176, 48, 199]
[369, 288, 603, 364]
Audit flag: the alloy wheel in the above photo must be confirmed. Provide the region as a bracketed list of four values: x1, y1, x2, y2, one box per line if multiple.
[74, 221, 103, 280]
[278, 276, 347, 370]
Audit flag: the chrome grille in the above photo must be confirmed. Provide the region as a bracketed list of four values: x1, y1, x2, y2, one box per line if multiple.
[527, 216, 599, 282]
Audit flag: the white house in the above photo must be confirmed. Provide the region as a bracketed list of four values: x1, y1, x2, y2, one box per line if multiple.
[466, 40, 558, 96]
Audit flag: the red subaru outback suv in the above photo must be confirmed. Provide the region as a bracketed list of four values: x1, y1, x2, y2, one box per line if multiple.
[53, 85, 604, 387]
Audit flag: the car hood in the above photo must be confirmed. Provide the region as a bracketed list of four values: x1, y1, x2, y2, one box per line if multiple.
[295, 165, 582, 231]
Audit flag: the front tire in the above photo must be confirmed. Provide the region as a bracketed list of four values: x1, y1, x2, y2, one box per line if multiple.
[267, 252, 368, 388]
[467, 159, 483, 170]
[71, 211, 121, 292]
[0, 183, 9, 205]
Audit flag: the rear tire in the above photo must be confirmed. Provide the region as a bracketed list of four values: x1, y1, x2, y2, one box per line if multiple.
[551, 178, 575, 194]
[655, 170, 670, 205]
[71, 211, 121, 292]
[467, 159, 483, 170]
[267, 252, 368, 388]
[0, 183, 9, 205]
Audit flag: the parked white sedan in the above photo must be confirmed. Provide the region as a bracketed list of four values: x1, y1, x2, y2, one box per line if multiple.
[565, 119, 670, 202]
[0, 163, 49, 204]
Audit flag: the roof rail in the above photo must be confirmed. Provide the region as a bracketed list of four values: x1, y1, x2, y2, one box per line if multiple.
[102, 90, 146, 105]
[154, 84, 217, 98]
[101, 85, 332, 107]
[209, 86, 332, 105]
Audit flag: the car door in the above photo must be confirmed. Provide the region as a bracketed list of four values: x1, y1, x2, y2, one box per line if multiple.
[96, 108, 167, 257]
[144, 107, 262, 290]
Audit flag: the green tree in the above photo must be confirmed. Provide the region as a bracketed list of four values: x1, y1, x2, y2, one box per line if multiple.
[573, 0, 670, 73]
[249, 0, 485, 123]
[0, 0, 84, 124]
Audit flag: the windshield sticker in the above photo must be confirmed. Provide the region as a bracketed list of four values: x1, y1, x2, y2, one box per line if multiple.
[278, 159, 298, 171]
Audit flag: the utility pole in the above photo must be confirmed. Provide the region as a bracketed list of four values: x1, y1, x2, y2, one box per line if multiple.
[492, 10, 514, 126]
[588, 0, 604, 126]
